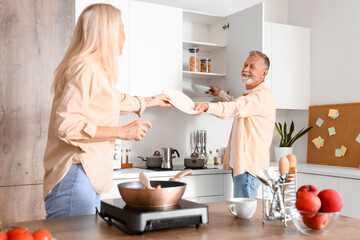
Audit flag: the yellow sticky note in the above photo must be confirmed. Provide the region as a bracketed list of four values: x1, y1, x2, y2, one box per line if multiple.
[312, 136, 324, 149]
[341, 145, 347, 156]
[328, 109, 339, 119]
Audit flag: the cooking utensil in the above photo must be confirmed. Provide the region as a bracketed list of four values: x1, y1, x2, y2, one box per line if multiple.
[138, 151, 162, 168]
[169, 169, 192, 181]
[139, 172, 153, 189]
[184, 152, 207, 169]
[161, 147, 180, 169]
[118, 170, 192, 208]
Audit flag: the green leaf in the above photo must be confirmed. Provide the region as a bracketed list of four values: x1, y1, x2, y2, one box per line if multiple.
[288, 126, 313, 147]
[283, 121, 288, 145]
[275, 120, 313, 147]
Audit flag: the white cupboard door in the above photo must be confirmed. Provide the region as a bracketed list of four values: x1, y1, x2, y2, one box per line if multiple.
[270, 23, 311, 109]
[225, 3, 264, 98]
[75, 0, 130, 94]
[130, 1, 182, 96]
[262, 22, 273, 90]
[338, 178, 360, 218]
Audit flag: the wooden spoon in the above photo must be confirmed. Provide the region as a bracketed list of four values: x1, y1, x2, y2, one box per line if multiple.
[139, 172, 153, 189]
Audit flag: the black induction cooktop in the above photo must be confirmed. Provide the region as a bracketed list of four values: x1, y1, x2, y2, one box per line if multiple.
[97, 198, 209, 234]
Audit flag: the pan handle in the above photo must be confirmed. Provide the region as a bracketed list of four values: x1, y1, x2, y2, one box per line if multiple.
[138, 156, 146, 161]
[169, 169, 192, 182]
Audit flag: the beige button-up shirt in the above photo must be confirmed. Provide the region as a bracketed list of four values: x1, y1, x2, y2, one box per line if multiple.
[207, 82, 275, 177]
[43, 60, 145, 199]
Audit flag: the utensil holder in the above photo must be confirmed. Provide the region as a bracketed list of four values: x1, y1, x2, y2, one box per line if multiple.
[261, 170, 297, 227]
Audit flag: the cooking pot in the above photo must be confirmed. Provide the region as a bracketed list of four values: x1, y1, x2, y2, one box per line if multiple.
[117, 170, 192, 208]
[184, 152, 207, 169]
[138, 151, 162, 168]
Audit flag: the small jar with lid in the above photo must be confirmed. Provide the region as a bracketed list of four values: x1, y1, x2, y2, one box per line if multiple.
[188, 48, 200, 72]
[200, 58, 211, 73]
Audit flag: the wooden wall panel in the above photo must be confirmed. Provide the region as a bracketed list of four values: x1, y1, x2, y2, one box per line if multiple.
[0, 184, 45, 223]
[0, 0, 74, 222]
[0, 0, 74, 185]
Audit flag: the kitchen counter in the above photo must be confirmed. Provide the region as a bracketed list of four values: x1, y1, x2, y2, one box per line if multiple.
[113, 165, 231, 179]
[11, 200, 360, 240]
[270, 162, 360, 180]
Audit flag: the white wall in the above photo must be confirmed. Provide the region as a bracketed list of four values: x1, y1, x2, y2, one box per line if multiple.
[288, 0, 360, 105]
[119, 107, 233, 166]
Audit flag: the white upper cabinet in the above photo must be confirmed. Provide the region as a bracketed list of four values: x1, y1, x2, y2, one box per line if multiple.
[263, 22, 311, 110]
[129, 1, 182, 96]
[75, 0, 131, 94]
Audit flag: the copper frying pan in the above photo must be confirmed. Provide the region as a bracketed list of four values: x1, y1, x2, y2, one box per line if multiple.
[117, 170, 192, 208]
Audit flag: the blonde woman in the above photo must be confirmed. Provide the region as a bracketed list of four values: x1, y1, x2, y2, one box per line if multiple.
[43, 3, 171, 219]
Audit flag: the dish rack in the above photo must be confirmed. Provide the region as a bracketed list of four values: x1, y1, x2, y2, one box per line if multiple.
[261, 170, 297, 227]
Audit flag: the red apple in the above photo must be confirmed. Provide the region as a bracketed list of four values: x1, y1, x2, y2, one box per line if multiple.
[318, 189, 343, 212]
[296, 192, 321, 217]
[297, 185, 319, 197]
[303, 213, 329, 230]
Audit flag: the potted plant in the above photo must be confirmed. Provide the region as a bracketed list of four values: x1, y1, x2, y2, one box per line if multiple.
[274, 121, 313, 162]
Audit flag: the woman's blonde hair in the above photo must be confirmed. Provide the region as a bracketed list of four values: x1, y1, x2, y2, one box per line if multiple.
[53, 4, 122, 92]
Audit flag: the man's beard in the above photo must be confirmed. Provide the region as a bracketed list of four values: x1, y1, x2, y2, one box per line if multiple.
[241, 73, 256, 85]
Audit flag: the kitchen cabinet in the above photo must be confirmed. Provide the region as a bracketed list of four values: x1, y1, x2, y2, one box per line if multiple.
[297, 172, 360, 219]
[129, 1, 182, 96]
[263, 22, 311, 110]
[75, 0, 131, 94]
[182, 4, 311, 110]
[182, 4, 264, 100]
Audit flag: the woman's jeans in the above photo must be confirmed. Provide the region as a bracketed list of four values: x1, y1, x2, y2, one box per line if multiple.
[232, 171, 261, 198]
[45, 164, 100, 219]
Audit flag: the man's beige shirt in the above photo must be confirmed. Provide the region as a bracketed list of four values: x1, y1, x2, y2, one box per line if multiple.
[207, 82, 275, 177]
[43, 61, 146, 199]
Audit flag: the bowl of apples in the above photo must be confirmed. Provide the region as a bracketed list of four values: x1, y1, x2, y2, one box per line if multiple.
[291, 185, 343, 236]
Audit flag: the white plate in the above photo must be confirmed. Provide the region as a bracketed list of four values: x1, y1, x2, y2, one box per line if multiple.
[191, 84, 211, 94]
[163, 89, 198, 115]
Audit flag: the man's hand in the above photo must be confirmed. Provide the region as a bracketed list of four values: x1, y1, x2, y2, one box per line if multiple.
[206, 86, 221, 96]
[119, 120, 152, 141]
[194, 103, 209, 116]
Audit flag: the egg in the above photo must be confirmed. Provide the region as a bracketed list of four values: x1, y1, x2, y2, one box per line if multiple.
[279, 156, 290, 174]
[286, 154, 297, 170]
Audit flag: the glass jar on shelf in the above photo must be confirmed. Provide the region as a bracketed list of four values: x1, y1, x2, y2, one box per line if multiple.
[200, 58, 211, 73]
[188, 48, 200, 72]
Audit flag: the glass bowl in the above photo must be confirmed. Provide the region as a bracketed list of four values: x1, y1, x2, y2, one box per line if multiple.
[290, 207, 340, 236]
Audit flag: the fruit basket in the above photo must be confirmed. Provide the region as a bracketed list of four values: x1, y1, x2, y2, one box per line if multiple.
[290, 208, 340, 236]
[260, 169, 297, 227]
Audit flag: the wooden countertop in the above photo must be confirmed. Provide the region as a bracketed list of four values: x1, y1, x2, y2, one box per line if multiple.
[10, 200, 360, 240]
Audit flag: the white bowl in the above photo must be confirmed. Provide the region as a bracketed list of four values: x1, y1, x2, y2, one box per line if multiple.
[228, 198, 257, 219]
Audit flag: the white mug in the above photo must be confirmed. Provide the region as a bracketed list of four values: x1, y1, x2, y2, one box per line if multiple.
[228, 198, 257, 219]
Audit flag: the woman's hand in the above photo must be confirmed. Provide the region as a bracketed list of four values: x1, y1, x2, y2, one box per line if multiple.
[145, 94, 173, 107]
[206, 86, 221, 96]
[119, 120, 152, 141]
[194, 102, 209, 116]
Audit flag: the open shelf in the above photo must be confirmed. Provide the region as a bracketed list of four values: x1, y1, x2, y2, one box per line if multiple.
[183, 71, 226, 79]
[183, 10, 225, 24]
[183, 41, 226, 52]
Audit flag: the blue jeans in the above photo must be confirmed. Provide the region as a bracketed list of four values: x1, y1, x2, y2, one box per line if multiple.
[45, 164, 100, 219]
[232, 171, 261, 198]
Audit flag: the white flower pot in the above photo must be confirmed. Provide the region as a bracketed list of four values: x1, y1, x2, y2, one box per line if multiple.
[274, 147, 293, 162]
